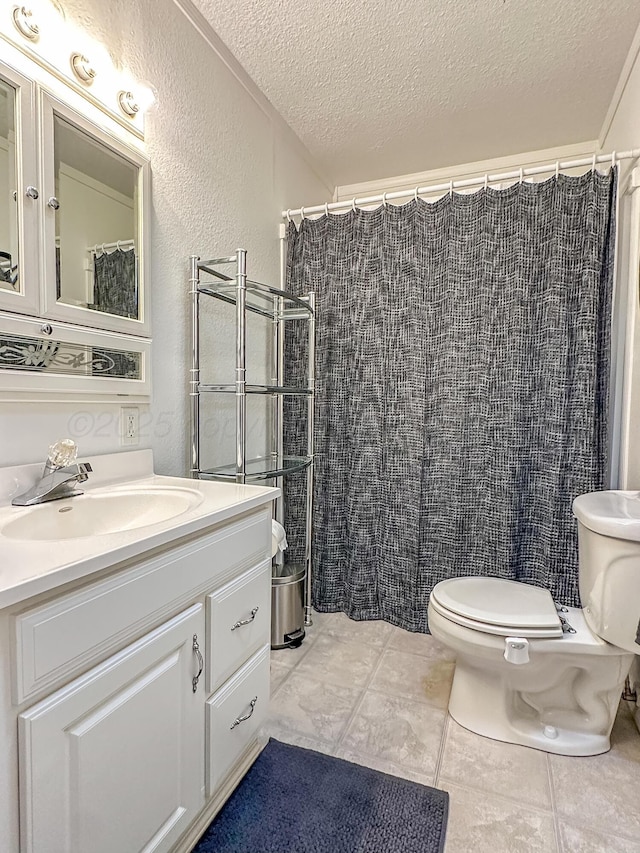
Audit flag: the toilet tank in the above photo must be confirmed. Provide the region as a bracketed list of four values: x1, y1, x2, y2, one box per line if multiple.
[577, 521, 640, 654]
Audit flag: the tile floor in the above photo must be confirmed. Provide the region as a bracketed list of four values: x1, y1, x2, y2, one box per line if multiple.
[262, 610, 640, 853]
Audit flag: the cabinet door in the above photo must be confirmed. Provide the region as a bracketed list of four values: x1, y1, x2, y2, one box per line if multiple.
[39, 92, 150, 336]
[19, 604, 205, 853]
[0, 60, 39, 317]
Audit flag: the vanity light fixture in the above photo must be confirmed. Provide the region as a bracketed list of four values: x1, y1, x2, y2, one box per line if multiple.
[5, 3, 149, 134]
[12, 6, 39, 41]
[117, 90, 139, 118]
[70, 52, 96, 84]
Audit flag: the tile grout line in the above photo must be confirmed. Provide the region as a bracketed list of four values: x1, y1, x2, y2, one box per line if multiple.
[435, 726, 563, 819]
[545, 753, 563, 853]
[432, 711, 450, 787]
[268, 610, 326, 701]
[436, 776, 561, 818]
[333, 625, 397, 750]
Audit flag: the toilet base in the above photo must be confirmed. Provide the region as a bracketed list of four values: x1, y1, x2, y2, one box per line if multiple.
[428, 603, 634, 756]
[448, 659, 616, 756]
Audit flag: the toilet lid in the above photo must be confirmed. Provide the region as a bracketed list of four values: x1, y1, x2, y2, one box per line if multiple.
[430, 577, 562, 633]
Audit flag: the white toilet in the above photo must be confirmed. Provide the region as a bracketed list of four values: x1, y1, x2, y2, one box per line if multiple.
[427, 490, 640, 756]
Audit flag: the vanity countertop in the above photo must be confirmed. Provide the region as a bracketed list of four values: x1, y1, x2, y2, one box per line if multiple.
[0, 450, 279, 609]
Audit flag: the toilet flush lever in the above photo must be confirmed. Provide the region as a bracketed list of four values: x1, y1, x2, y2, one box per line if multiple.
[504, 637, 529, 665]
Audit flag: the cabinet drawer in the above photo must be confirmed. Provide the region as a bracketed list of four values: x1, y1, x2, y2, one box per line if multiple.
[206, 644, 270, 797]
[206, 560, 271, 693]
[13, 507, 271, 704]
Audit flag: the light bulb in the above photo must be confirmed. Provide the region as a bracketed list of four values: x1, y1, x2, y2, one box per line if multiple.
[70, 52, 96, 83]
[118, 90, 138, 117]
[12, 6, 40, 40]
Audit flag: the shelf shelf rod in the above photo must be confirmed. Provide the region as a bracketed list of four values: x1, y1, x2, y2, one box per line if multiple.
[198, 383, 312, 395]
[198, 256, 236, 266]
[190, 254, 200, 479]
[276, 228, 286, 534]
[305, 290, 316, 626]
[236, 249, 247, 484]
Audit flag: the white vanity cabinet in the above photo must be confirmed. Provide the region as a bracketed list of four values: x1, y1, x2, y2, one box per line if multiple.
[0, 499, 274, 853]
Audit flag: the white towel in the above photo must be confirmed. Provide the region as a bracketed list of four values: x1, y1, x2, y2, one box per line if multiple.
[271, 520, 289, 556]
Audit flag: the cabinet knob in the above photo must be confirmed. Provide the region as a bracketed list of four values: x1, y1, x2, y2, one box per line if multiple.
[40, 324, 53, 336]
[25, 186, 39, 200]
[47, 196, 60, 210]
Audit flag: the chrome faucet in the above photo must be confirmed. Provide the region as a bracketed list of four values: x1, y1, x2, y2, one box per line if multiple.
[11, 439, 93, 507]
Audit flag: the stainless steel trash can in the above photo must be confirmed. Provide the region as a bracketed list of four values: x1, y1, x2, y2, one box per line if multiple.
[271, 564, 305, 649]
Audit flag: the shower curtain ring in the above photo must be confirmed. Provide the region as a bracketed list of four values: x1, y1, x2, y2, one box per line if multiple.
[324, 202, 329, 217]
[352, 198, 357, 212]
[449, 180, 453, 198]
[611, 150, 616, 169]
[555, 161, 560, 180]
[484, 173, 489, 190]
[286, 209, 292, 222]
[414, 187, 419, 202]
[382, 192, 387, 207]
[300, 206, 305, 220]
[592, 153, 597, 172]
[519, 167, 524, 184]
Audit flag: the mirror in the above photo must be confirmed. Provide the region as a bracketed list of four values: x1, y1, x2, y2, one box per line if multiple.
[53, 113, 140, 319]
[0, 331, 142, 378]
[0, 79, 18, 294]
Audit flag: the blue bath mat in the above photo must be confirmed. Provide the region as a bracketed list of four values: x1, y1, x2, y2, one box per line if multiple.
[192, 739, 449, 853]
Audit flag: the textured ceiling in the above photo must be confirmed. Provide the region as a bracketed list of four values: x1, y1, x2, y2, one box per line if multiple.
[191, 0, 640, 186]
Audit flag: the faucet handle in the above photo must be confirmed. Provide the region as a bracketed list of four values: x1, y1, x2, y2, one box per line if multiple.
[48, 439, 78, 469]
[76, 462, 92, 481]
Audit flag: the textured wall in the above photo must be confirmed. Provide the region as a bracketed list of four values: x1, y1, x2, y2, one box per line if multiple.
[1, 0, 330, 472]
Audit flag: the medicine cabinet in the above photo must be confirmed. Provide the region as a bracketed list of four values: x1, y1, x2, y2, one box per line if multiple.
[0, 56, 150, 397]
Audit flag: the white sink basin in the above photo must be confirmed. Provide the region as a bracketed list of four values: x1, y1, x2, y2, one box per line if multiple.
[573, 490, 640, 541]
[2, 487, 203, 541]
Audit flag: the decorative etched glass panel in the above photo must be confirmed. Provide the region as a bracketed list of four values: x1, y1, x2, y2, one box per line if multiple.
[0, 333, 142, 379]
[53, 115, 140, 319]
[0, 80, 18, 293]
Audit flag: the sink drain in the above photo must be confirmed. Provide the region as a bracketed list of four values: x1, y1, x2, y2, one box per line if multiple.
[58, 506, 73, 513]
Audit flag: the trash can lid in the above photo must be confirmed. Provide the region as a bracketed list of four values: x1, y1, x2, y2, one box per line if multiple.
[272, 563, 305, 585]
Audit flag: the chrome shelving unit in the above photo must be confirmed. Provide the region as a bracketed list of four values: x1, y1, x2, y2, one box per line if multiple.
[189, 249, 315, 624]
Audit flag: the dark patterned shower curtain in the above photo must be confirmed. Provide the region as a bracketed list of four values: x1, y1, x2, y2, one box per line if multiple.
[284, 170, 617, 633]
[93, 248, 138, 318]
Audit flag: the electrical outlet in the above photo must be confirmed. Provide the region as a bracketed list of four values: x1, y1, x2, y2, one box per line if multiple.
[121, 406, 139, 446]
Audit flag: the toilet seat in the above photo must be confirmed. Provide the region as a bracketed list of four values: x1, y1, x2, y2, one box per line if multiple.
[430, 577, 564, 639]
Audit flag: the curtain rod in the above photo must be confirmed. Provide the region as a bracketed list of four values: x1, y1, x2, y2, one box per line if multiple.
[283, 149, 640, 220]
[88, 240, 136, 253]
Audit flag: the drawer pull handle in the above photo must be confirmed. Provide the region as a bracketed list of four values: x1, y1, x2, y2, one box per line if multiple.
[231, 606, 259, 631]
[192, 634, 203, 693]
[230, 696, 258, 730]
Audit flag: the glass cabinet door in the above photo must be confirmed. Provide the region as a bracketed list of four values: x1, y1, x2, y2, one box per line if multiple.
[40, 94, 149, 336]
[0, 63, 38, 316]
